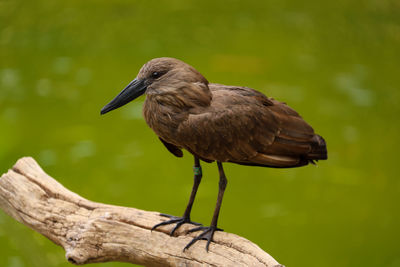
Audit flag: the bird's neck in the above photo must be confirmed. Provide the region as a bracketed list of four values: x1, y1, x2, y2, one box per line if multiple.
[146, 81, 212, 109]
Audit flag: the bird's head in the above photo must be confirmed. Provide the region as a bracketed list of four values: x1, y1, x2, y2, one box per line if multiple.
[100, 57, 209, 115]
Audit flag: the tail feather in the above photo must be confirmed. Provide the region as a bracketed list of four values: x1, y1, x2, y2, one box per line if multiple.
[307, 134, 327, 160]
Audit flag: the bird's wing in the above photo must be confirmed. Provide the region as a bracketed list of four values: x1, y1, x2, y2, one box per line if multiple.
[250, 98, 327, 167]
[177, 84, 326, 167]
[159, 137, 183, 157]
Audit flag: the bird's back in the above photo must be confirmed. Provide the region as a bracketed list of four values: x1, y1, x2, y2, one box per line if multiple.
[174, 83, 327, 168]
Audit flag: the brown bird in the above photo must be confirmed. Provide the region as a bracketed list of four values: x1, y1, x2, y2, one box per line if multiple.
[101, 57, 327, 251]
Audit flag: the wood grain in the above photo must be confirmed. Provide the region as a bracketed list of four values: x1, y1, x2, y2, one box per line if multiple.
[0, 157, 283, 267]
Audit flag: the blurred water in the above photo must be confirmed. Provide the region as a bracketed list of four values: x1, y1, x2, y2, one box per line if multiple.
[1, 1, 399, 267]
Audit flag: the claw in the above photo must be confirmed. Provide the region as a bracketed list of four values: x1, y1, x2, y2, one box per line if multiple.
[170, 220, 185, 236]
[188, 226, 223, 233]
[151, 213, 202, 236]
[184, 226, 222, 252]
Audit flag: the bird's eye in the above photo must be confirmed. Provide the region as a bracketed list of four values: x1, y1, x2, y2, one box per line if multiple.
[151, 72, 161, 78]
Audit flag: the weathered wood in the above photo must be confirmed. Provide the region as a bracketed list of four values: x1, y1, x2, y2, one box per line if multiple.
[0, 157, 283, 267]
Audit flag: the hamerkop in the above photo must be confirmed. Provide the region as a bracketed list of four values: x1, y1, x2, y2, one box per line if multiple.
[101, 57, 327, 251]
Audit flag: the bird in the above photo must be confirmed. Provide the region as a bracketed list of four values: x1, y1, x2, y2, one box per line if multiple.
[101, 57, 327, 251]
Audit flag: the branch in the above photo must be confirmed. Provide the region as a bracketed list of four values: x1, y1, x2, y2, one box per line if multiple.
[0, 157, 283, 267]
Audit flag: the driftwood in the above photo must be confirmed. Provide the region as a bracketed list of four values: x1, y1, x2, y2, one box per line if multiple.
[0, 157, 283, 267]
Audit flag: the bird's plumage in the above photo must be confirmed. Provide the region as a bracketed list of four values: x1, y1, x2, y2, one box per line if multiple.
[138, 58, 327, 168]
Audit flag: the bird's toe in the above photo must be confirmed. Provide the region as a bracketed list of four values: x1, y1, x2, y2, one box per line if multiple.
[184, 226, 222, 252]
[152, 213, 202, 236]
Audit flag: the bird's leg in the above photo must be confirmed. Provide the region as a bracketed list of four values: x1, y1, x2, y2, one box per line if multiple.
[152, 157, 202, 236]
[184, 161, 227, 252]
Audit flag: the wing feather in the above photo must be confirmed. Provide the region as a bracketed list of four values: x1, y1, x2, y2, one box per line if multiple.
[159, 137, 183, 157]
[176, 84, 327, 167]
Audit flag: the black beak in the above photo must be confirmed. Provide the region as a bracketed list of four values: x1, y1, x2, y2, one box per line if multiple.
[100, 79, 147, 115]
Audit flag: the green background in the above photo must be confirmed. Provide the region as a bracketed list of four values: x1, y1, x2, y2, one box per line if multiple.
[1, 0, 400, 266]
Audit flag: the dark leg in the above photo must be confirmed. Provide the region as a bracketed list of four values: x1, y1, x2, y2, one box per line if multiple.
[152, 157, 203, 235]
[182, 157, 202, 220]
[184, 161, 227, 252]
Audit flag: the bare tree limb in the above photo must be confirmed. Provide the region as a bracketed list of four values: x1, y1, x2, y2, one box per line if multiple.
[0, 157, 283, 267]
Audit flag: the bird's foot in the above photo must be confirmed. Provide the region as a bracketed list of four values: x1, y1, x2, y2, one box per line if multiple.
[184, 225, 223, 252]
[152, 213, 202, 236]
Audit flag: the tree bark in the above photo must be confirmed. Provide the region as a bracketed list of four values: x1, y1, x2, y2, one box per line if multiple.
[0, 157, 283, 267]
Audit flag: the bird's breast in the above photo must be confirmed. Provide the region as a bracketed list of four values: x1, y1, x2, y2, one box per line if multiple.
[143, 96, 187, 145]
